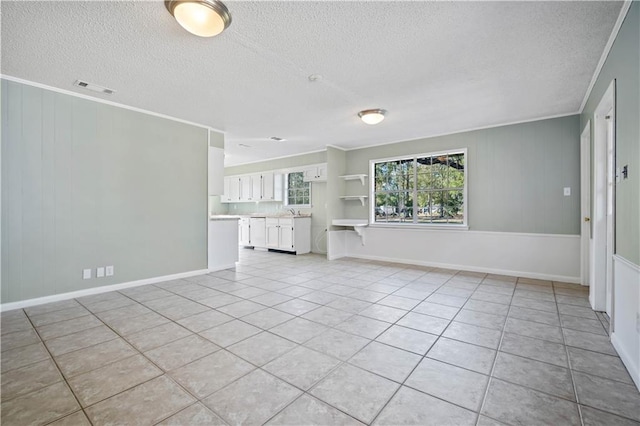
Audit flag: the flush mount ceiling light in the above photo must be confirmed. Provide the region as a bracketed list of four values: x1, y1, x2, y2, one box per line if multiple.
[165, 0, 232, 37]
[358, 109, 387, 125]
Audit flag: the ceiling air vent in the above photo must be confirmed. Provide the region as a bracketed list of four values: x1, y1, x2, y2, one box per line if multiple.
[73, 80, 116, 95]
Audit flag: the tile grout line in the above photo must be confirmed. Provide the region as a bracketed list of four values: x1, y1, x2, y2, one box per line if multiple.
[367, 273, 486, 426]
[21, 309, 95, 426]
[474, 277, 515, 426]
[556, 282, 586, 426]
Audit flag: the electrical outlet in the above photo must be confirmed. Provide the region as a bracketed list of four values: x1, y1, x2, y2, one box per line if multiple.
[106, 265, 114, 276]
[96, 267, 105, 278]
[563, 187, 571, 196]
[82, 269, 91, 279]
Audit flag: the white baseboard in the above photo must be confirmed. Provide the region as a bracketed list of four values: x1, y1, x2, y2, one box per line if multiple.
[0, 269, 209, 312]
[343, 253, 580, 283]
[208, 264, 237, 273]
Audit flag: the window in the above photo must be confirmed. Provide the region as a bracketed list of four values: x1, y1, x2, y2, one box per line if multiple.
[371, 149, 466, 226]
[285, 171, 311, 206]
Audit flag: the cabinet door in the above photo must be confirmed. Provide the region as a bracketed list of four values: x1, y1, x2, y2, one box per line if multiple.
[278, 219, 294, 250]
[239, 219, 251, 246]
[223, 177, 232, 202]
[261, 172, 275, 200]
[266, 219, 280, 248]
[240, 176, 253, 201]
[228, 177, 240, 202]
[251, 175, 263, 200]
[249, 218, 266, 248]
[303, 168, 316, 182]
[316, 164, 327, 181]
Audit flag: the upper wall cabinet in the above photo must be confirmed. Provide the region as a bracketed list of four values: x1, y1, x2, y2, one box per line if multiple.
[208, 147, 224, 195]
[303, 163, 327, 182]
[222, 172, 282, 203]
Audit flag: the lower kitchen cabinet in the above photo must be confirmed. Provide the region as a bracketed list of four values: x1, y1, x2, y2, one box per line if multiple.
[249, 217, 266, 248]
[265, 217, 310, 254]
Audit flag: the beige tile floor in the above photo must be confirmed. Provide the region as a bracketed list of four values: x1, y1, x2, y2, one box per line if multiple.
[2, 250, 639, 425]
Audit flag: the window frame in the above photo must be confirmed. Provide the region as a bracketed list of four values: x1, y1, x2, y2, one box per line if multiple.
[284, 171, 312, 208]
[369, 148, 468, 228]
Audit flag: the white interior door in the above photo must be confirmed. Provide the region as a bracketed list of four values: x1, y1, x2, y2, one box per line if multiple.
[580, 122, 591, 286]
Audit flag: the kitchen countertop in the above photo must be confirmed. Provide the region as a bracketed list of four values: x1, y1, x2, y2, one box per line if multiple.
[248, 213, 312, 218]
[209, 215, 241, 221]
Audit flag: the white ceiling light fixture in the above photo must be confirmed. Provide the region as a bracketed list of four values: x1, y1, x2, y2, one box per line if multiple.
[358, 109, 387, 125]
[165, 0, 232, 38]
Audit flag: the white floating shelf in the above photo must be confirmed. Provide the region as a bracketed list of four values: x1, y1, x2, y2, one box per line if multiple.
[332, 219, 369, 227]
[339, 195, 368, 206]
[339, 174, 368, 186]
[331, 219, 368, 245]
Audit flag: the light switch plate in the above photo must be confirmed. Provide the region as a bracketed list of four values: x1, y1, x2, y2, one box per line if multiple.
[82, 269, 91, 279]
[106, 265, 114, 277]
[563, 187, 571, 196]
[96, 267, 105, 278]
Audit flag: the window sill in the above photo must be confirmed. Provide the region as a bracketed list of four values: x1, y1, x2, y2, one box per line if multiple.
[368, 223, 469, 231]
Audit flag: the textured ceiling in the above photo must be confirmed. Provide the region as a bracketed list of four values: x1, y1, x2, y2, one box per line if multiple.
[1, 1, 623, 165]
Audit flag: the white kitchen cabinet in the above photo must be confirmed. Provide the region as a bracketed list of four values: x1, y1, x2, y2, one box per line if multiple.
[249, 217, 266, 248]
[240, 176, 254, 201]
[223, 172, 283, 203]
[251, 176, 262, 201]
[223, 177, 240, 203]
[239, 217, 251, 246]
[303, 163, 327, 182]
[264, 217, 311, 254]
[261, 172, 283, 201]
[208, 147, 224, 195]
[266, 218, 280, 249]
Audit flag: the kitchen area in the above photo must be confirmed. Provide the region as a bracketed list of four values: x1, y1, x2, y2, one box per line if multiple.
[208, 157, 328, 272]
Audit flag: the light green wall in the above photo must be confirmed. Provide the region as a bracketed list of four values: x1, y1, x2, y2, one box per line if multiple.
[209, 129, 224, 149]
[1, 79, 209, 303]
[581, 2, 639, 266]
[223, 151, 329, 253]
[344, 115, 581, 235]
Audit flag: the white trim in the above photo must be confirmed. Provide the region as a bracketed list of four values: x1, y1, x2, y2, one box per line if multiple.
[208, 264, 237, 273]
[579, 1, 633, 113]
[580, 120, 592, 286]
[343, 112, 579, 153]
[0, 269, 209, 312]
[326, 144, 347, 152]
[613, 254, 640, 273]
[339, 253, 580, 284]
[1, 75, 219, 133]
[226, 149, 327, 168]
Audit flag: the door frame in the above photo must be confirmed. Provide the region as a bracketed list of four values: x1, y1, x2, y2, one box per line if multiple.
[590, 80, 616, 319]
[580, 121, 591, 286]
